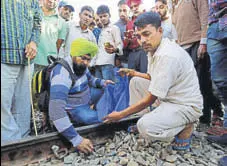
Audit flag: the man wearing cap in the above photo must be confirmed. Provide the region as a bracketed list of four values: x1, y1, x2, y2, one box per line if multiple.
[58, 1, 75, 21]
[104, 12, 203, 150]
[93, 5, 123, 81]
[49, 38, 114, 153]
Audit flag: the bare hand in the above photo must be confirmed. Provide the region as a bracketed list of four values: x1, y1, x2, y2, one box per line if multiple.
[77, 138, 93, 154]
[104, 80, 115, 87]
[197, 44, 207, 59]
[104, 44, 116, 54]
[25, 41, 37, 60]
[118, 68, 136, 77]
[103, 111, 123, 123]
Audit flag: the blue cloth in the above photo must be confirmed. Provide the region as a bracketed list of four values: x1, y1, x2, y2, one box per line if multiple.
[92, 28, 101, 44]
[96, 68, 130, 121]
[207, 37, 227, 127]
[95, 64, 115, 81]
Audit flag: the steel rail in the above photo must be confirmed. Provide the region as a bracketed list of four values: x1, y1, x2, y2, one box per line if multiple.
[1, 115, 140, 166]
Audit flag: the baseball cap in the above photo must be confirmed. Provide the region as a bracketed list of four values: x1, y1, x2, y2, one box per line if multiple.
[58, 1, 75, 12]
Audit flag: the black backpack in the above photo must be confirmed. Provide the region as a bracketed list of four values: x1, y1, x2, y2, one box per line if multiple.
[32, 56, 77, 112]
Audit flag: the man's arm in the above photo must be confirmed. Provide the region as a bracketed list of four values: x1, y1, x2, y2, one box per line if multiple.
[56, 19, 68, 53]
[195, 0, 209, 59]
[118, 68, 151, 80]
[104, 93, 157, 123]
[56, 39, 64, 53]
[112, 25, 124, 55]
[49, 65, 83, 147]
[30, 0, 42, 45]
[26, 0, 42, 59]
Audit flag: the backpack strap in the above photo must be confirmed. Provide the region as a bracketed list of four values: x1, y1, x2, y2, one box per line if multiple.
[56, 59, 77, 87]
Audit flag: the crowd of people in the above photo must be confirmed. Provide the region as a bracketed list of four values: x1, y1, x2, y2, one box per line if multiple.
[1, 0, 226, 159]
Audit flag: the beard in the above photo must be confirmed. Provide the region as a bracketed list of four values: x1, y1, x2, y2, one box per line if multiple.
[73, 63, 87, 76]
[160, 10, 167, 20]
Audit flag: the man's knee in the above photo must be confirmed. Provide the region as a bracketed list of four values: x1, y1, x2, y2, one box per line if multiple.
[137, 116, 153, 137]
[129, 77, 140, 90]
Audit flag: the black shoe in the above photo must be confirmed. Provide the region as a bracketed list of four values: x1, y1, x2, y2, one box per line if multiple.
[206, 134, 227, 145]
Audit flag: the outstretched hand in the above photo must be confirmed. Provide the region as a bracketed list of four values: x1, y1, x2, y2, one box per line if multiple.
[103, 111, 123, 124]
[117, 68, 136, 77]
[104, 80, 115, 87]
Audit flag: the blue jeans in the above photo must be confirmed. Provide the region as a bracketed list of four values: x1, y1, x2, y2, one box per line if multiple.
[1, 63, 34, 143]
[68, 88, 103, 125]
[95, 64, 115, 81]
[207, 38, 227, 127]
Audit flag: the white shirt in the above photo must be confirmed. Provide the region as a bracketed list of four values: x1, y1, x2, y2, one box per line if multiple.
[93, 24, 123, 66]
[161, 18, 178, 41]
[147, 38, 203, 110]
[63, 21, 97, 57]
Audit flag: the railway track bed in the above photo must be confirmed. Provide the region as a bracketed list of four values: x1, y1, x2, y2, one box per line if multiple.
[1, 115, 227, 166]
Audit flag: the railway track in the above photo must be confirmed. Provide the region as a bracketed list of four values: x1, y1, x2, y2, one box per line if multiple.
[1, 115, 140, 166]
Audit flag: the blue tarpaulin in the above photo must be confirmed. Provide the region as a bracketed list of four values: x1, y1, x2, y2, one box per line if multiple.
[96, 68, 129, 121]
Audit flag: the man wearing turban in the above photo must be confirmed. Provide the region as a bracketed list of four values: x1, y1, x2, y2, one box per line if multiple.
[48, 38, 114, 153]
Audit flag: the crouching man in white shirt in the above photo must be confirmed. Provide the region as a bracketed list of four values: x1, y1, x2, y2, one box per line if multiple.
[104, 12, 203, 150]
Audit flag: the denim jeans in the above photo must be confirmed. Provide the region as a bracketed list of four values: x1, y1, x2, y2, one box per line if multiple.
[95, 64, 115, 81]
[68, 88, 103, 125]
[1, 63, 34, 144]
[207, 38, 227, 127]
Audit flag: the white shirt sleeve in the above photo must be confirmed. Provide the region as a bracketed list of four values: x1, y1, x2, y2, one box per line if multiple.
[171, 24, 178, 41]
[148, 56, 178, 98]
[112, 25, 123, 56]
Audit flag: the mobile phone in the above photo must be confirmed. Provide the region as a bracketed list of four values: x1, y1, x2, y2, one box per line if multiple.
[104, 42, 111, 47]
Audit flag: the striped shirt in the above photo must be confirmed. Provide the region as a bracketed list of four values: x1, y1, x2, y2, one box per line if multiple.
[49, 55, 105, 147]
[1, 0, 42, 65]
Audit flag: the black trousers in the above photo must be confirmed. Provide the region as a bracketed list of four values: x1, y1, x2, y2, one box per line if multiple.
[185, 42, 223, 124]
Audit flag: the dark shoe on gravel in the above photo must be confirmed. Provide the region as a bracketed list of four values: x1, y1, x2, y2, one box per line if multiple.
[206, 133, 227, 145]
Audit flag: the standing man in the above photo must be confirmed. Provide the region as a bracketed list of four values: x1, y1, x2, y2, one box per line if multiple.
[1, 0, 41, 143]
[172, 0, 223, 126]
[34, 0, 67, 70]
[115, 0, 130, 68]
[104, 12, 202, 150]
[94, 5, 123, 81]
[124, 0, 148, 73]
[64, 6, 96, 57]
[58, 1, 75, 22]
[206, 0, 227, 144]
[155, 0, 177, 41]
[92, 14, 103, 44]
